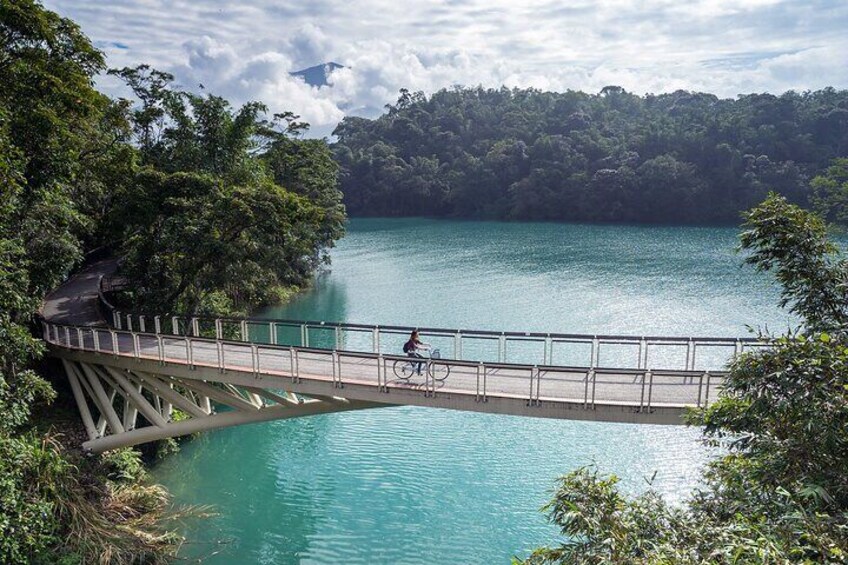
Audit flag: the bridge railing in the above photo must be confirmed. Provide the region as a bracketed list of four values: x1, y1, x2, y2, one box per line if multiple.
[43, 321, 727, 412]
[106, 311, 767, 373]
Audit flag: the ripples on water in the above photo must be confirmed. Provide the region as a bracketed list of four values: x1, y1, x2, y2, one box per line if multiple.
[154, 219, 793, 563]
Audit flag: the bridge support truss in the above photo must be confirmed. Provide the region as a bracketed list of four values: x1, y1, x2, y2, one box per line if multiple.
[60, 359, 378, 453]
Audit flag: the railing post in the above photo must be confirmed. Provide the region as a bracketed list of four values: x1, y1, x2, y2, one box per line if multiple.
[139, 315, 146, 333]
[251, 344, 259, 376]
[63, 327, 71, 347]
[543, 335, 551, 365]
[110, 330, 118, 356]
[482, 364, 488, 402]
[156, 335, 163, 364]
[591, 337, 599, 368]
[372, 326, 380, 353]
[300, 324, 307, 347]
[270, 322, 277, 345]
[686, 339, 694, 370]
[215, 319, 223, 340]
[528, 366, 537, 406]
[697, 372, 705, 407]
[583, 370, 591, 408]
[646, 371, 654, 411]
[171, 316, 179, 335]
[704, 372, 712, 405]
[217, 341, 223, 372]
[93, 329, 100, 353]
[641, 339, 649, 370]
[377, 354, 384, 391]
[590, 369, 597, 409]
[132, 333, 140, 359]
[126, 314, 133, 332]
[293, 349, 300, 383]
[335, 326, 342, 350]
[734, 339, 742, 357]
[76, 328, 83, 350]
[186, 338, 193, 368]
[637, 338, 644, 369]
[639, 371, 647, 411]
[475, 363, 482, 401]
[498, 333, 505, 363]
[115, 312, 122, 330]
[154, 315, 161, 334]
[535, 366, 542, 404]
[241, 320, 248, 342]
[330, 351, 342, 388]
[191, 317, 200, 337]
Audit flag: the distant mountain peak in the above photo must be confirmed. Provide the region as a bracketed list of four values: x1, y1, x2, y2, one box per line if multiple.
[290, 62, 344, 88]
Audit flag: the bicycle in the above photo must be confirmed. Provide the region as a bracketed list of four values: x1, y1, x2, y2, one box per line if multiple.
[393, 348, 451, 381]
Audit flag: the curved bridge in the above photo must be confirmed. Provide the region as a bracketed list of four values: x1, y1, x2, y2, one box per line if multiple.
[42, 262, 765, 453]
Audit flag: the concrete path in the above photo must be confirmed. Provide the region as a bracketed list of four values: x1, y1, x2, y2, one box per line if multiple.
[41, 258, 117, 326]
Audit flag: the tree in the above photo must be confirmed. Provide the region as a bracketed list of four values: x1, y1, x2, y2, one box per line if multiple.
[523, 194, 848, 564]
[110, 65, 345, 315]
[332, 86, 848, 224]
[812, 158, 848, 224]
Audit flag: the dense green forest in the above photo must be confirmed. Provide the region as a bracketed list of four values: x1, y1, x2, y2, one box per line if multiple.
[0, 1, 342, 562]
[334, 86, 848, 223]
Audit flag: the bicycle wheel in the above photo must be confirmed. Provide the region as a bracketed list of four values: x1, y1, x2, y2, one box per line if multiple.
[428, 362, 451, 381]
[393, 360, 415, 379]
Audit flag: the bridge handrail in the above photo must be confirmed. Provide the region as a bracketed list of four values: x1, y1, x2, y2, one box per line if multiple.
[109, 310, 765, 345]
[42, 321, 728, 412]
[99, 310, 769, 372]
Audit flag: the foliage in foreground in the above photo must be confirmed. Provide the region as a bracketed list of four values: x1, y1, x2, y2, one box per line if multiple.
[0, 434, 206, 564]
[523, 195, 848, 564]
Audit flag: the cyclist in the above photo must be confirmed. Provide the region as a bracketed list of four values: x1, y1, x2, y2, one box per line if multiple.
[402, 330, 430, 375]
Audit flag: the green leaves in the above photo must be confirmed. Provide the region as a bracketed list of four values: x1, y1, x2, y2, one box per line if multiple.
[526, 198, 848, 563]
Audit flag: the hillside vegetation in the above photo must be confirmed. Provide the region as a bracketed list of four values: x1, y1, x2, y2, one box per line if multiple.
[334, 86, 848, 223]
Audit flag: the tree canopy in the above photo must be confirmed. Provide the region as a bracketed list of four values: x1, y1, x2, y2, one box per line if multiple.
[0, 1, 346, 561]
[334, 86, 848, 224]
[524, 195, 848, 564]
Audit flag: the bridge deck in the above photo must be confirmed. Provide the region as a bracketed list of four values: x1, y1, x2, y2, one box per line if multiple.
[38, 260, 752, 452]
[46, 324, 723, 425]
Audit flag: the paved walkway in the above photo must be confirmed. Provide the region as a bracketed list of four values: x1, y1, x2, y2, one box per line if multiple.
[41, 258, 117, 325]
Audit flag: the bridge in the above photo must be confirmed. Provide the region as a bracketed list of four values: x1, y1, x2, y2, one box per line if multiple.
[41, 261, 764, 453]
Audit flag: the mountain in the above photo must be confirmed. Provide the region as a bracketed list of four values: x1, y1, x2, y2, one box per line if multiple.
[290, 62, 344, 88]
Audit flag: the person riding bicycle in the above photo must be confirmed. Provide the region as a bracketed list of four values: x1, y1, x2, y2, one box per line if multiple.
[403, 330, 430, 375]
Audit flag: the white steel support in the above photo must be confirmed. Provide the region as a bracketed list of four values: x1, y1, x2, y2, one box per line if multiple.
[79, 363, 125, 434]
[104, 367, 168, 427]
[134, 373, 209, 418]
[62, 360, 98, 441]
[82, 399, 379, 453]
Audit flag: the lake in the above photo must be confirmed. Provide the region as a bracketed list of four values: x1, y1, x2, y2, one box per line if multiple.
[153, 218, 794, 563]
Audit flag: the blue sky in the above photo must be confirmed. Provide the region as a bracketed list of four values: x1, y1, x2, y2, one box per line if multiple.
[45, 0, 848, 136]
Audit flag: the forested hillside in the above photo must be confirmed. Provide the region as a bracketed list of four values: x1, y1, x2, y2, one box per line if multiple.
[333, 86, 848, 223]
[0, 1, 343, 561]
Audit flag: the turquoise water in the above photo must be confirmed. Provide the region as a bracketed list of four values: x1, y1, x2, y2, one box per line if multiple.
[154, 219, 794, 563]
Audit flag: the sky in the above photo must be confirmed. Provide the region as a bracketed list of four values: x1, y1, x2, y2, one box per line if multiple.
[45, 0, 848, 138]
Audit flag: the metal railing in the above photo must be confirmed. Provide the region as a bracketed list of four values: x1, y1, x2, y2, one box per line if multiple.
[106, 311, 766, 373]
[43, 320, 727, 411]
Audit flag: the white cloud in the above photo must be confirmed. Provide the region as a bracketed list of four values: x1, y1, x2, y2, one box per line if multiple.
[44, 0, 848, 137]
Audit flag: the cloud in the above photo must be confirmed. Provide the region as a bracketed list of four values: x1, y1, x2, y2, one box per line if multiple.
[43, 0, 848, 136]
